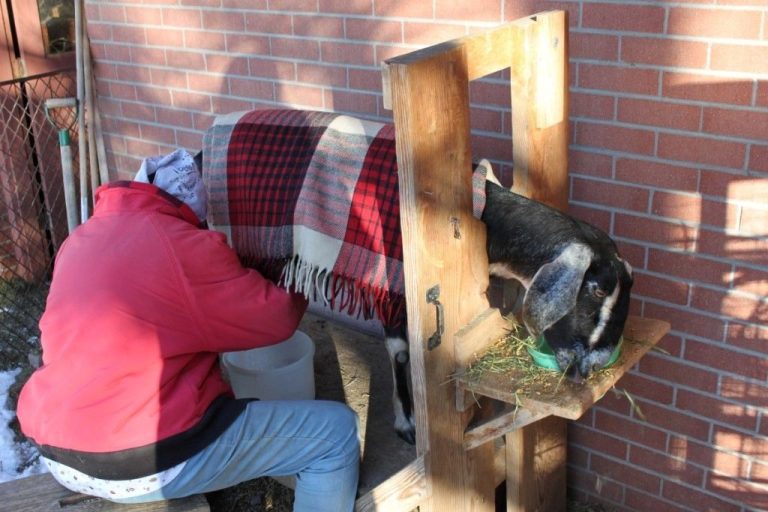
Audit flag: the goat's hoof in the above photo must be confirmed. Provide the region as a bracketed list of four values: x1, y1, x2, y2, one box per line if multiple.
[396, 426, 416, 445]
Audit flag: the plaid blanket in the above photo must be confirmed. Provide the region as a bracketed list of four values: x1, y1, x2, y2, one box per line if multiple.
[203, 109, 491, 330]
[203, 109, 406, 328]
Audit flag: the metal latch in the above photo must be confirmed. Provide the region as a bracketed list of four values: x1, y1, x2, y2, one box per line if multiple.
[426, 285, 444, 350]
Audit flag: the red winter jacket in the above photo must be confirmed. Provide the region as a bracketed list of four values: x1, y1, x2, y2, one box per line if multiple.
[17, 181, 307, 479]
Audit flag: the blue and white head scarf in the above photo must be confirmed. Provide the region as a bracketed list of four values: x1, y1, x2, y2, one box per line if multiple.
[134, 149, 207, 222]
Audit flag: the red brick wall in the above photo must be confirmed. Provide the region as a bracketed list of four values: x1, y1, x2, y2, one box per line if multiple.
[84, 1, 767, 510]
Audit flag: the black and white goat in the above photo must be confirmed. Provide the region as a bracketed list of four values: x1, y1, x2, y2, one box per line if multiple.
[482, 171, 633, 380]
[194, 152, 633, 446]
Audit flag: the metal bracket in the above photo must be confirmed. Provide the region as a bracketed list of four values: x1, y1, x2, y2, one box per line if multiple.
[426, 285, 444, 350]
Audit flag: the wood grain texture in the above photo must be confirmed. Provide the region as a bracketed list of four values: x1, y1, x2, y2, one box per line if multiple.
[355, 456, 427, 512]
[506, 416, 567, 512]
[387, 28, 495, 512]
[509, 11, 569, 209]
[0, 473, 209, 512]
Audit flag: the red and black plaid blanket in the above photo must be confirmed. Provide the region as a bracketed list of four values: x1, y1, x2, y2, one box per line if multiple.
[203, 109, 406, 328]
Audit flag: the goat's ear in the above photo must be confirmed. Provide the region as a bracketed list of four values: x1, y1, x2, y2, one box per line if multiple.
[522, 243, 593, 336]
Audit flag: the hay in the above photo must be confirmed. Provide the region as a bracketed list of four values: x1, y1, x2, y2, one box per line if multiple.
[455, 325, 618, 404]
[456, 324, 645, 419]
[460, 325, 582, 391]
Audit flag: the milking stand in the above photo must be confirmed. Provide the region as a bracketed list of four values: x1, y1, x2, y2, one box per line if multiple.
[355, 11, 670, 511]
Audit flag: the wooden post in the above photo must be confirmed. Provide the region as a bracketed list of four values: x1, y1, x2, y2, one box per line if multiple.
[382, 11, 573, 512]
[509, 11, 569, 210]
[376, 11, 670, 512]
[506, 11, 570, 512]
[506, 416, 568, 512]
[387, 39, 496, 512]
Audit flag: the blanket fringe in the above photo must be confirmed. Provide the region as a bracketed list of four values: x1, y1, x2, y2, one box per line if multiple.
[277, 255, 405, 328]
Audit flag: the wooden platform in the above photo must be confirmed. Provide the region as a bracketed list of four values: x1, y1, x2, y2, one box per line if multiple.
[457, 316, 670, 418]
[0, 472, 209, 512]
[456, 315, 670, 448]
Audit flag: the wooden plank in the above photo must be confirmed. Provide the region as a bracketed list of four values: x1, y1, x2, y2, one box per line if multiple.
[384, 24, 514, 83]
[506, 416, 567, 512]
[532, 12, 566, 129]
[454, 308, 515, 369]
[381, 62, 392, 110]
[355, 456, 427, 512]
[504, 14, 570, 512]
[453, 308, 515, 413]
[454, 316, 671, 420]
[386, 27, 495, 512]
[509, 10, 569, 209]
[0, 473, 209, 512]
[464, 403, 545, 451]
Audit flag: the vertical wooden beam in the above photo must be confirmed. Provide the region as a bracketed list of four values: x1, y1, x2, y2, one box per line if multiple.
[506, 11, 570, 512]
[509, 11, 569, 210]
[506, 416, 567, 512]
[386, 40, 494, 512]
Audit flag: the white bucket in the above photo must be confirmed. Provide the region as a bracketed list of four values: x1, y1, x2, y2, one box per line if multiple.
[222, 330, 315, 401]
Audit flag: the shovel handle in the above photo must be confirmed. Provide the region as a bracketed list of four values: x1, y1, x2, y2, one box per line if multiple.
[59, 142, 79, 234]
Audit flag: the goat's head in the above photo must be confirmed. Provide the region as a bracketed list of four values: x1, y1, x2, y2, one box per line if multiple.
[522, 242, 634, 382]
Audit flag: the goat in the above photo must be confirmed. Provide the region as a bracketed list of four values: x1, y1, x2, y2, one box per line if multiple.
[198, 109, 633, 445]
[379, 168, 633, 444]
[482, 169, 634, 382]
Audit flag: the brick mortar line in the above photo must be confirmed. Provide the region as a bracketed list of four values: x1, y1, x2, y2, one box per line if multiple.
[571, 27, 768, 46]
[569, 446, 765, 511]
[636, 275, 768, 308]
[89, 43, 767, 84]
[571, 173, 768, 210]
[94, 9, 504, 30]
[568, 144, 758, 176]
[572, 420, 765, 483]
[571, 57, 768, 81]
[632, 266, 736, 295]
[602, 373, 768, 425]
[579, 414, 767, 471]
[91, 45, 426, 70]
[93, 20, 768, 48]
[570, 454, 748, 512]
[570, 86, 767, 112]
[641, 295, 766, 342]
[588, 223, 768, 277]
[585, 195, 742, 238]
[93, 24, 768, 50]
[571, 0, 764, 9]
[608, 225, 766, 268]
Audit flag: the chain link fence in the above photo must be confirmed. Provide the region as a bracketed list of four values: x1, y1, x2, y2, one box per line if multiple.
[0, 68, 79, 373]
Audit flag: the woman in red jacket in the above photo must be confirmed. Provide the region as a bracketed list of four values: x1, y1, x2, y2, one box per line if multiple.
[17, 150, 359, 511]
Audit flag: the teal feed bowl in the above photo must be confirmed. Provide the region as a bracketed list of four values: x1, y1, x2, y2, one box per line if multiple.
[526, 337, 623, 372]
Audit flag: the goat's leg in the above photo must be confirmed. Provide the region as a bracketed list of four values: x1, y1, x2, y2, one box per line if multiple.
[384, 335, 415, 444]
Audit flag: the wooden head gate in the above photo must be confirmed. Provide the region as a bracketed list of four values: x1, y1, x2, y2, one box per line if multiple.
[360, 10, 670, 512]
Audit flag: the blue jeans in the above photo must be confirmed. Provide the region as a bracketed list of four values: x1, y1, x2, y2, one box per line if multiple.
[114, 399, 360, 512]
